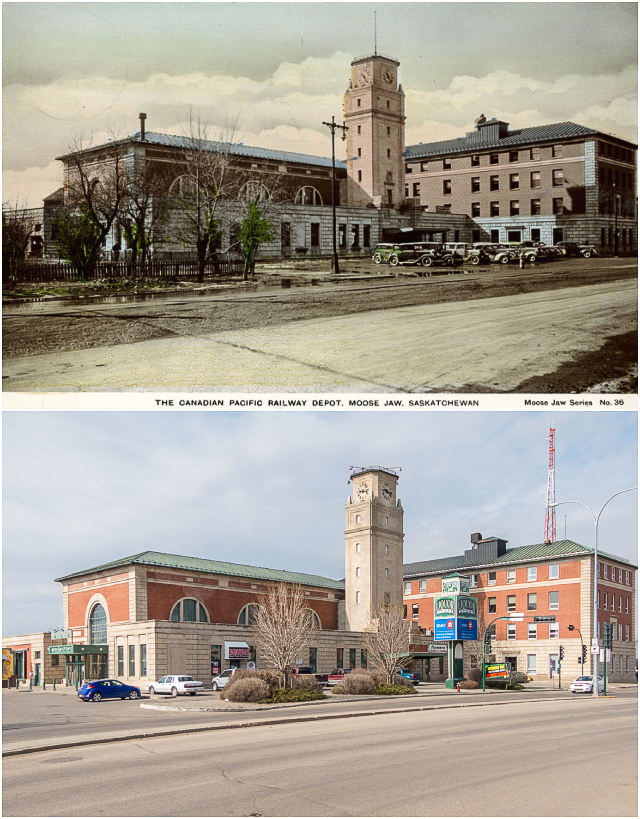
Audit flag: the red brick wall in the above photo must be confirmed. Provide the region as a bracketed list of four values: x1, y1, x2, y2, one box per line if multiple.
[67, 582, 129, 627]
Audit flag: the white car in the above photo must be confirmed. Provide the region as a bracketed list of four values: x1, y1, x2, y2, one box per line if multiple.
[570, 675, 604, 693]
[211, 668, 238, 691]
[148, 675, 204, 696]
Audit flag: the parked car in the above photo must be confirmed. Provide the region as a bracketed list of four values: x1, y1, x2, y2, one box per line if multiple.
[289, 666, 329, 684]
[554, 241, 598, 258]
[570, 675, 604, 693]
[393, 668, 421, 685]
[387, 242, 461, 269]
[471, 243, 516, 264]
[327, 668, 353, 685]
[505, 241, 555, 262]
[371, 244, 399, 264]
[78, 678, 141, 702]
[508, 670, 529, 684]
[148, 674, 204, 696]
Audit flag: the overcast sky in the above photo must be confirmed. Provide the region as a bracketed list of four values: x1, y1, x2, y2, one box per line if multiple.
[3, 410, 637, 637]
[3, 2, 637, 207]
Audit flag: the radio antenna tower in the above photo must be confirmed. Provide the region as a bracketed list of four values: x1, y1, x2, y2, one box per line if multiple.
[544, 428, 556, 543]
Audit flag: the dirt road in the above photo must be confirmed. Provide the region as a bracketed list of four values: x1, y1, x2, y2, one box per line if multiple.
[3, 267, 636, 392]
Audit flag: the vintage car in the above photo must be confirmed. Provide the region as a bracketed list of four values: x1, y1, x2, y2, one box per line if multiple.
[371, 244, 400, 264]
[554, 241, 598, 258]
[471, 243, 517, 264]
[387, 242, 461, 268]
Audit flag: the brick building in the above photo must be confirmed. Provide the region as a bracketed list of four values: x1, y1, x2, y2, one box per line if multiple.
[403, 534, 637, 683]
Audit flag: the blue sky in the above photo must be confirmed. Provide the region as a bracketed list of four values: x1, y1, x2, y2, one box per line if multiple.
[4, 2, 637, 206]
[3, 410, 637, 636]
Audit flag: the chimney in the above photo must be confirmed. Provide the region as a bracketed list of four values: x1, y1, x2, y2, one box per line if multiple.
[139, 113, 147, 141]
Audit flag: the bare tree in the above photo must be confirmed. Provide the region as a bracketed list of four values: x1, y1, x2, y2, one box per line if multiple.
[252, 582, 314, 688]
[2, 203, 38, 279]
[118, 162, 173, 264]
[364, 603, 413, 684]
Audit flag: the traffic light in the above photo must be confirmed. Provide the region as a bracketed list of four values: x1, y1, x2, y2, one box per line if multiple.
[603, 623, 614, 649]
[559, 645, 564, 661]
[582, 645, 587, 664]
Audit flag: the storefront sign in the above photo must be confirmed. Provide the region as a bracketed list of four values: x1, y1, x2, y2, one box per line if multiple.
[456, 596, 478, 619]
[48, 644, 107, 654]
[485, 663, 509, 679]
[441, 576, 470, 595]
[434, 596, 455, 617]
[434, 618, 455, 639]
[225, 642, 250, 660]
[49, 629, 71, 640]
[457, 619, 478, 640]
[427, 644, 447, 654]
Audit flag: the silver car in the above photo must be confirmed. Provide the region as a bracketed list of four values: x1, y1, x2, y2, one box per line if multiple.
[570, 675, 604, 693]
[148, 674, 204, 696]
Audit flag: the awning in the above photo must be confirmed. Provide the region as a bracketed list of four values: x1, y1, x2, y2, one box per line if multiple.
[225, 642, 250, 660]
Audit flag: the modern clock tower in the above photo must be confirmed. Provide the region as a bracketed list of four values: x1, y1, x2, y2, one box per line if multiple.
[344, 467, 404, 632]
[343, 54, 406, 208]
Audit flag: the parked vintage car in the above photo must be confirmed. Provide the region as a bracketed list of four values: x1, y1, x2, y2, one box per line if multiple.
[505, 241, 555, 262]
[148, 674, 204, 696]
[387, 242, 461, 268]
[371, 244, 399, 264]
[471, 243, 517, 264]
[78, 679, 141, 702]
[554, 241, 598, 258]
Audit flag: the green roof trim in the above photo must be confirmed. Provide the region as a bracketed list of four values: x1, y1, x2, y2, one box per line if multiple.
[404, 539, 636, 577]
[55, 550, 344, 590]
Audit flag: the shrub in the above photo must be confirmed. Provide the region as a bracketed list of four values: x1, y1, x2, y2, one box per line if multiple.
[459, 680, 479, 690]
[230, 669, 284, 688]
[374, 683, 417, 696]
[465, 667, 483, 683]
[391, 674, 414, 688]
[223, 677, 271, 702]
[291, 675, 322, 692]
[367, 669, 387, 686]
[332, 672, 376, 695]
[261, 688, 325, 703]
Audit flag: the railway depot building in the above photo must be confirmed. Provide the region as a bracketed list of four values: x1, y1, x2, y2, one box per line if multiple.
[36, 52, 636, 263]
[3, 469, 636, 688]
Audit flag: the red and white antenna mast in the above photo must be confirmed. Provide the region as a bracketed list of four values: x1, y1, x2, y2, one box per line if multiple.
[544, 428, 556, 543]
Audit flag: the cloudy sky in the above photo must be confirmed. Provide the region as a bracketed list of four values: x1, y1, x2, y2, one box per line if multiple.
[3, 2, 637, 207]
[3, 410, 637, 637]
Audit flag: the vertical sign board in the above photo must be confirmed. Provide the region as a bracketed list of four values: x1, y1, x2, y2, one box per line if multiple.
[456, 596, 478, 640]
[434, 596, 456, 640]
[434, 589, 478, 640]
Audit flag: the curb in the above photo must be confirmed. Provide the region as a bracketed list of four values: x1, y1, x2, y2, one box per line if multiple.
[2, 694, 588, 758]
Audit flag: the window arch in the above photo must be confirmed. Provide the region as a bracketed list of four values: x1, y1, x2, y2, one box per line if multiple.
[238, 181, 270, 202]
[295, 186, 323, 206]
[170, 598, 209, 623]
[89, 603, 107, 644]
[238, 604, 260, 626]
[303, 609, 322, 630]
[168, 175, 199, 199]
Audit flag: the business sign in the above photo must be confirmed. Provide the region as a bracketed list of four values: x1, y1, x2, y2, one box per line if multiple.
[485, 663, 510, 679]
[456, 596, 478, 619]
[434, 596, 455, 617]
[434, 618, 455, 640]
[48, 644, 107, 655]
[533, 616, 556, 623]
[2, 648, 13, 680]
[427, 644, 447, 654]
[49, 629, 72, 640]
[457, 618, 478, 640]
[225, 642, 250, 660]
[441, 576, 470, 595]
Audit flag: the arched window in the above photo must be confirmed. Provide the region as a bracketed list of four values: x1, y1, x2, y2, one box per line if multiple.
[238, 181, 270, 202]
[303, 609, 322, 630]
[168, 175, 198, 199]
[89, 603, 107, 644]
[170, 599, 209, 623]
[237, 604, 260, 626]
[295, 186, 323, 206]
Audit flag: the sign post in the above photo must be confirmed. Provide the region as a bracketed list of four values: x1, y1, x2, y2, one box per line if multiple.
[434, 573, 477, 689]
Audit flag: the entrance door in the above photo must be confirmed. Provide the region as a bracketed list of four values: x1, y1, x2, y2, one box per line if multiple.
[34, 664, 41, 686]
[507, 230, 522, 242]
[552, 228, 564, 244]
[505, 656, 518, 672]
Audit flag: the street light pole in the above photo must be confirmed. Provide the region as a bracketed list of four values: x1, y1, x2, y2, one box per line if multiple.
[551, 487, 637, 698]
[322, 116, 348, 275]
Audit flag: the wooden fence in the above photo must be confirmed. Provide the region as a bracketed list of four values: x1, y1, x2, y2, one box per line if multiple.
[5, 256, 246, 283]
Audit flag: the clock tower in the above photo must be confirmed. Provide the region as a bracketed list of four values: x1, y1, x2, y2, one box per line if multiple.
[344, 467, 404, 632]
[343, 55, 406, 208]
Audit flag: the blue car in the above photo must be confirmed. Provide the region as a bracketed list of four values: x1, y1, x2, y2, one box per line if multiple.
[78, 678, 141, 702]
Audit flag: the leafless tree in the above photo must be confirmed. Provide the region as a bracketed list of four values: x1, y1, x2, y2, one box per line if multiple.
[363, 603, 413, 684]
[117, 162, 173, 263]
[252, 582, 315, 688]
[2, 202, 39, 279]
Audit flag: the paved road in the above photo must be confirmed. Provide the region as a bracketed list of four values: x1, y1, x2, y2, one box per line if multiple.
[3, 273, 637, 393]
[3, 695, 636, 816]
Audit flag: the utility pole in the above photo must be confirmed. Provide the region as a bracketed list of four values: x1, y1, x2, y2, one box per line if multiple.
[322, 116, 348, 274]
[544, 428, 556, 544]
[613, 181, 620, 257]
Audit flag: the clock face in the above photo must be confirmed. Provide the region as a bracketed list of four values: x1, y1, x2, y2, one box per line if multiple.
[357, 482, 369, 501]
[382, 67, 395, 85]
[356, 66, 371, 86]
[382, 483, 393, 500]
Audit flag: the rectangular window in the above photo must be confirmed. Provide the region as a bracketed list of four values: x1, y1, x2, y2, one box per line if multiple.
[310, 223, 320, 247]
[507, 569, 516, 584]
[530, 148, 541, 160]
[386, 127, 391, 136]
[128, 645, 135, 677]
[361, 649, 367, 669]
[404, 582, 411, 594]
[598, 590, 601, 608]
[488, 572, 496, 586]
[490, 153, 499, 165]
[528, 567, 537, 582]
[386, 149, 391, 158]
[405, 163, 412, 173]
[357, 99, 361, 108]
[413, 182, 421, 197]
[611, 566, 617, 582]
[309, 648, 317, 672]
[488, 597, 497, 614]
[443, 158, 451, 169]
[281, 222, 291, 248]
[412, 603, 419, 619]
[357, 125, 361, 135]
[443, 180, 452, 195]
[603, 593, 607, 610]
[548, 564, 559, 579]
[507, 624, 516, 640]
[509, 150, 519, 163]
[51, 655, 60, 666]
[470, 574, 478, 587]
[552, 169, 564, 186]
[527, 654, 537, 673]
[549, 591, 559, 610]
[337, 648, 344, 668]
[510, 200, 520, 216]
[34, 651, 41, 659]
[597, 562, 601, 578]
[471, 202, 480, 217]
[603, 565, 608, 579]
[510, 173, 520, 189]
[490, 175, 500, 191]
[618, 624, 623, 642]
[140, 645, 147, 677]
[626, 597, 629, 613]
[549, 623, 559, 639]
[351, 224, 360, 248]
[471, 155, 480, 167]
[626, 571, 630, 585]
[349, 648, 356, 669]
[490, 229, 499, 243]
[626, 625, 630, 642]
[528, 624, 537, 639]
[626, 655, 630, 672]
[530, 171, 541, 189]
[357, 147, 362, 157]
[363, 225, 371, 247]
[531, 228, 541, 241]
[419, 580, 426, 592]
[211, 645, 222, 676]
[338, 223, 346, 248]
[618, 596, 622, 612]
[490, 201, 500, 217]
[471, 177, 480, 193]
[552, 145, 563, 158]
[553, 198, 564, 215]
[507, 595, 516, 612]
[527, 593, 537, 611]
[358, 170, 362, 182]
[420, 161, 428, 172]
[117, 646, 124, 677]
